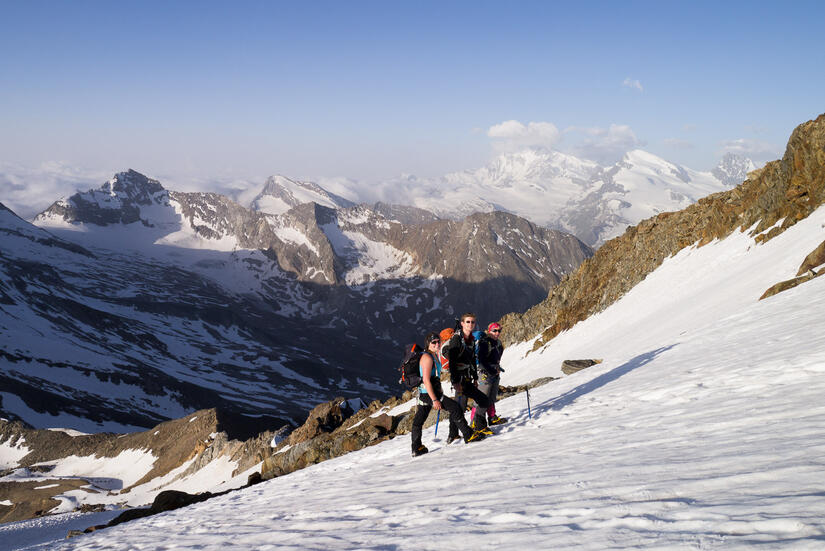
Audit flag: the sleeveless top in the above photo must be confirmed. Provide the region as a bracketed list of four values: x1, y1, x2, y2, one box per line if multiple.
[418, 351, 443, 395]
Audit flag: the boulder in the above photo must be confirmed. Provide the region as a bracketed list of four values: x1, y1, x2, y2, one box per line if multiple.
[287, 398, 352, 445]
[797, 239, 825, 276]
[561, 359, 603, 375]
[759, 269, 824, 300]
[106, 507, 153, 528]
[150, 490, 212, 514]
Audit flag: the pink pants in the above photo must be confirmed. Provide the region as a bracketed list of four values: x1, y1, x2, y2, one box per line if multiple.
[471, 403, 496, 420]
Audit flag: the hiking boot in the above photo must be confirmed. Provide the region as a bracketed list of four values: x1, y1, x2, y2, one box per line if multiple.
[464, 430, 487, 443]
[471, 419, 492, 435]
[446, 435, 461, 445]
[488, 415, 508, 426]
[412, 445, 429, 457]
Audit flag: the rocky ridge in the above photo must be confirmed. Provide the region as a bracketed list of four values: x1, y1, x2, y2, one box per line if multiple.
[500, 113, 825, 348]
[0, 410, 280, 524]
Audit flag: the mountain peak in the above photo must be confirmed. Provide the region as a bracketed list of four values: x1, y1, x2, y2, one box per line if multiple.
[101, 169, 166, 204]
[712, 153, 757, 187]
[33, 170, 169, 227]
[252, 174, 354, 215]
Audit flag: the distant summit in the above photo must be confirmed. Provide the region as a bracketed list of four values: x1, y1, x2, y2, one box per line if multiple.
[251, 174, 355, 215]
[712, 153, 758, 187]
[35, 169, 169, 226]
[383, 148, 751, 247]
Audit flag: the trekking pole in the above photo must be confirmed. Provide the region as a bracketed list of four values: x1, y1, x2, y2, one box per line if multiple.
[526, 387, 532, 419]
[434, 410, 441, 438]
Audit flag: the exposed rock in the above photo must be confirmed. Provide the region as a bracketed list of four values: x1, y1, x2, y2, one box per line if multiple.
[286, 397, 353, 446]
[149, 489, 213, 514]
[797, 239, 825, 276]
[759, 270, 825, 300]
[561, 359, 603, 375]
[0, 409, 282, 523]
[500, 113, 825, 350]
[104, 507, 153, 528]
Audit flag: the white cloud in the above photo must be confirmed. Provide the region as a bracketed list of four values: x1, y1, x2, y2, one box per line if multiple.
[622, 77, 644, 92]
[487, 120, 561, 153]
[719, 138, 782, 165]
[0, 162, 108, 220]
[570, 124, 643, 165]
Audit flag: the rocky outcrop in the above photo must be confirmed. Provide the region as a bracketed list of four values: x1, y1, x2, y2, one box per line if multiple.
[501, 113, 825, 349]
[0, 409, 284, 523]
[259, 375, 557, 480]
[759, 238, 825, 300]
[797, 239, 825, 276]
[561, 359, 603, 375]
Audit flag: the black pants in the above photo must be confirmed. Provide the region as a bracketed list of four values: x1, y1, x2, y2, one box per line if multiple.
[447, 380, 490, 438]
[411, 392, 473, 451]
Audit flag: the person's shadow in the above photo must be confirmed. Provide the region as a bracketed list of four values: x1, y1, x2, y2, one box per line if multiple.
[531, 345, 678, 416]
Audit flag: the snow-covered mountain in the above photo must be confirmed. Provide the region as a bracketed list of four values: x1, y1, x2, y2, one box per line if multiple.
[712, 151, 758, 187]
[3, 162, 823, 551]
[320, 149, 755, 248]
[1, 170, 591, 431]
[248, 174, 355, 215]
[1, 199, 385, 432]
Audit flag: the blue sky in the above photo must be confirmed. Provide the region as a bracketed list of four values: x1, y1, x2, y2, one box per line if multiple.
[1, 0, 824, 209]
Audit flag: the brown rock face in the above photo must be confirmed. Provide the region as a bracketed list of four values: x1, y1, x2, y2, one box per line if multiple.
[797, 239, 825, 276]
[0, 410, 283, 523]
[500, 113, 825, 348]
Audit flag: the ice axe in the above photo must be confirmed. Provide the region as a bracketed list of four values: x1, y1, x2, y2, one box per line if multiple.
[526, 387, 532, 419]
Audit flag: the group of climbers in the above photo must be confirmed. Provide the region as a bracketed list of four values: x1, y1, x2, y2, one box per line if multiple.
[411, 312, 508, 457]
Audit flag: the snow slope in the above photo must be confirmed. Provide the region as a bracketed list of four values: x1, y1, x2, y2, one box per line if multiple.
[6, 201, 824, 549]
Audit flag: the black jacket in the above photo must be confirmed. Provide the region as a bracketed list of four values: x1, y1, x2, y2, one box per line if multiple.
[446, 332, 476, 384]
[477, 334, 503, 377]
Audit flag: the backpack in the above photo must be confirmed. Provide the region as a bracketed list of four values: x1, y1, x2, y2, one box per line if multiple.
[438, 328, 455, 371]
[399, 343, 424, 389]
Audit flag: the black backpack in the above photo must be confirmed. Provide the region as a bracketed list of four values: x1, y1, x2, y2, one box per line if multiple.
[398, 343, 424, 389]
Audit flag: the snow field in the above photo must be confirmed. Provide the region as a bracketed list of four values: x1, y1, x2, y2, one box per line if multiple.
[38, 264, 825, 549]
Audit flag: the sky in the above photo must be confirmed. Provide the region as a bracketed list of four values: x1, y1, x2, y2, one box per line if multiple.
[1, 0, 824, 216]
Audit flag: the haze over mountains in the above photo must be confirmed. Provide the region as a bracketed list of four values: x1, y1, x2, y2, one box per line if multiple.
[304, 149, 755, 247]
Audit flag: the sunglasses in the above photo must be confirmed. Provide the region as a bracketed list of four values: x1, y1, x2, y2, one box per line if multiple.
[463, 320, 476, 324]
[429, 339, 440, 345]
[490, 329, 501, 333]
